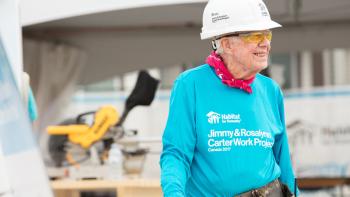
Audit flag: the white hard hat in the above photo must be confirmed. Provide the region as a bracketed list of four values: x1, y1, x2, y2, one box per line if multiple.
[200, 0, 282, 40]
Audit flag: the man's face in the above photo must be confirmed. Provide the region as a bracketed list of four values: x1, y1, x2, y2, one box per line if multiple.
[226, 31, 271, 74]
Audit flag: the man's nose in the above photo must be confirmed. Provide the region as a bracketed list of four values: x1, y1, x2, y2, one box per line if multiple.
[258, 37, 271, 48]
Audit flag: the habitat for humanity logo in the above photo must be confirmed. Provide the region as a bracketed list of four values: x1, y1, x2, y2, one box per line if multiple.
[207, 111, 241, 124]
[207, 111, 221, 124]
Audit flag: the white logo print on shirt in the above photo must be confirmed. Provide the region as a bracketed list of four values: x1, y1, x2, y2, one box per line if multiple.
[206, 111, 241, 124]
[207, 111, 221, 124]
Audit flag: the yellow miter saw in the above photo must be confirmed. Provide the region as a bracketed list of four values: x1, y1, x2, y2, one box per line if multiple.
[47, 70, 159, 174]
[48, 105, 119, 150]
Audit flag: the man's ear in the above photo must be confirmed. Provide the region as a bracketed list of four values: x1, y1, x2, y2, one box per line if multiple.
[221, 38, 232, 54]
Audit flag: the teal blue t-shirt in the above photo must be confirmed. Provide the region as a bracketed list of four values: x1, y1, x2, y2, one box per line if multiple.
[160, 64, 298, 197]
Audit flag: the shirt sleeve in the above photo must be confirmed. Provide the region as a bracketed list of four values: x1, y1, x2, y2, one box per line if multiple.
[159, 76, 196, 197]
[273, 88, 300, 196]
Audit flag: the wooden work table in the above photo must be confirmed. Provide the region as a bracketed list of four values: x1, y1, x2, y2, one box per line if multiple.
[297, 177, 350, 197]
[51, 177, 350, 197]
[51, 179, 162, 197]
[297, 177, 350, 189]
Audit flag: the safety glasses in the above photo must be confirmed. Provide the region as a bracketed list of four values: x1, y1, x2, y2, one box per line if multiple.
[225, 30, 272, 44]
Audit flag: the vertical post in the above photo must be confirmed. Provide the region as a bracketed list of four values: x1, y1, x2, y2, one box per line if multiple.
[300, 51, 313, 88]
[333, 49, 347, 85]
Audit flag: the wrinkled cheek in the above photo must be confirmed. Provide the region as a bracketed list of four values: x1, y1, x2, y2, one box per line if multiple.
[245, 55, 255, 70]
[237, 51, 253, 71]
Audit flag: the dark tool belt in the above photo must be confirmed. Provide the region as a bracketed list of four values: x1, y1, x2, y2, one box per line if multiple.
[235, 179, 294, 197]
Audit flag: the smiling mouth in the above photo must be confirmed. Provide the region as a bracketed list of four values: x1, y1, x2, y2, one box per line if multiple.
[253, 52, 267, 57]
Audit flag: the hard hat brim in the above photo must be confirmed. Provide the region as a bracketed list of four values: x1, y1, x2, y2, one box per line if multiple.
[200, 21, 282, 40]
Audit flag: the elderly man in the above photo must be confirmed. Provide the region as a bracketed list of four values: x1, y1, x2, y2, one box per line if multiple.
[160, 0, 299, 196]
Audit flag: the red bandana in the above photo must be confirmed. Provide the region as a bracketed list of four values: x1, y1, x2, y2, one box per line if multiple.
[206, 51, 255, 94]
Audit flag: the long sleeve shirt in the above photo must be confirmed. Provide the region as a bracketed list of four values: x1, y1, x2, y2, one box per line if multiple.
[160, 64, 298, 197]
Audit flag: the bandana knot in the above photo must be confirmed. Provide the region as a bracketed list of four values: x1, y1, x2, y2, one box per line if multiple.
[206, 51, 254, 94]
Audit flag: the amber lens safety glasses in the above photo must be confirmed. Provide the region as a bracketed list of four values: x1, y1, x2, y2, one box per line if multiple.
[225, 31, 272, 44]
